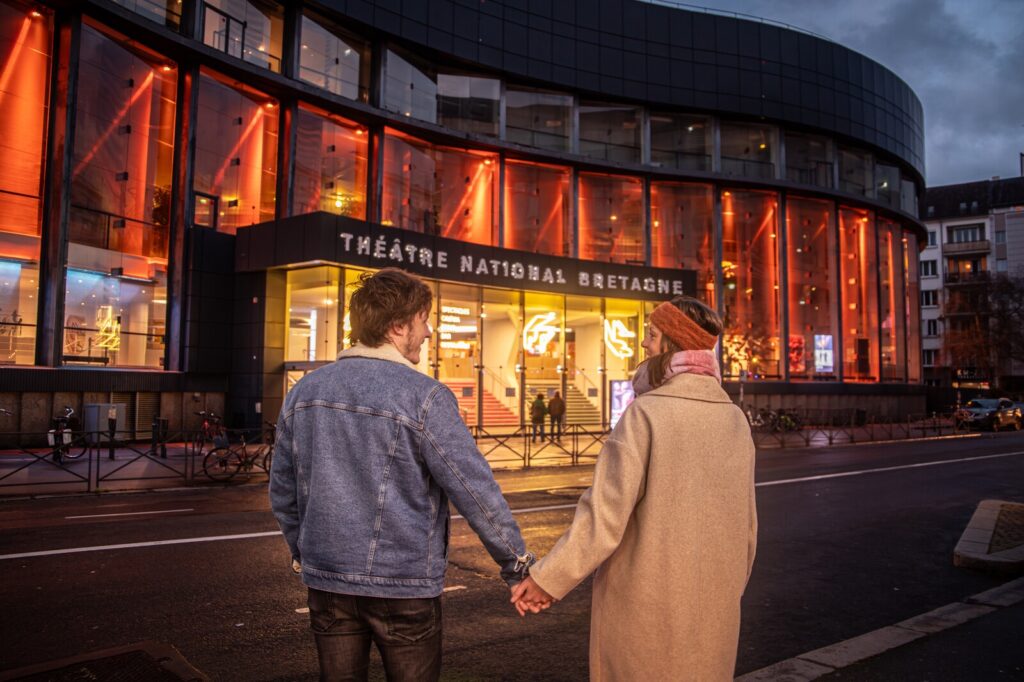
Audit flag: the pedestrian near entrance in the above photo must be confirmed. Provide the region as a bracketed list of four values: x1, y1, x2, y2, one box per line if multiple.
[547, 391, 565, 441]
[512, 296, 757, 681]
[530, 392, 547, 442]
[270, 268, 534, 682]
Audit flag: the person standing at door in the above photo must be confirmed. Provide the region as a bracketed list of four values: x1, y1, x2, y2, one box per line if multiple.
[530, 392, 547, 442]
[548, 391, 565, 441]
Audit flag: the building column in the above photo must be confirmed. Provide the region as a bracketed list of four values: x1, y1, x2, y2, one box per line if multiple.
[778, 192, 790, 381]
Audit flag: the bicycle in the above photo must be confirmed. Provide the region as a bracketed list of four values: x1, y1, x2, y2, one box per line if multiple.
[192, 410, 226, 456]
[47, 406, 88, 465]
[202, 422, 276, 482]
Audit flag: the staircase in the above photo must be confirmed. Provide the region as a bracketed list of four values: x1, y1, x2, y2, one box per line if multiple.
[443, 381, 520, 426]
[525, 380, 603, 426]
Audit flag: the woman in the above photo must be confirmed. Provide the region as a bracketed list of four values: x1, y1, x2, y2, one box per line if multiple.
[512, 296, 757, 681]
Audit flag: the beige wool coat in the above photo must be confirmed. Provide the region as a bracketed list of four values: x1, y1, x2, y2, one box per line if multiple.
[530, 373, 757, 682]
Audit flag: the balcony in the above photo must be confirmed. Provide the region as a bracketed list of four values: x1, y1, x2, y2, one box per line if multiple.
[944, 271, 990, 286]
[943, 239, 990, 255]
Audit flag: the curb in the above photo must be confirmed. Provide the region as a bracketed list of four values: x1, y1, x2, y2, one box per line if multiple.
[953, 499, 1024, 574]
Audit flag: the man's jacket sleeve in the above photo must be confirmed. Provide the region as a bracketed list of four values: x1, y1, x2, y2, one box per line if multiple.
[421, 386, 532, 585]
[269, 403, 300, 563]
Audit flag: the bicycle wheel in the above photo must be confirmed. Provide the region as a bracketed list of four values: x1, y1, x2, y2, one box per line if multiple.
[260, 445, 273, 474]
[203, 448, 242, 481]
[62, 435, 90, 460]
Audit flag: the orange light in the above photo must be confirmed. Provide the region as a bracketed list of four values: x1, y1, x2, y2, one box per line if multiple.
[30, 10, 42, 18]
[162, 64, 173, 72]
[355, 128, 364, 135]
[265, 102, 276, 109]
[483, 158, 493, 165]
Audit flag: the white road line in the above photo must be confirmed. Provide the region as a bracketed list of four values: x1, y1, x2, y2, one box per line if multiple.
[4, 450, 1020, 562]
[65, 508, 194, 520]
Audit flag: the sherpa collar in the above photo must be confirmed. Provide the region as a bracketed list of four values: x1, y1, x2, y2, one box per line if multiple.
[337, 342, 416, 369]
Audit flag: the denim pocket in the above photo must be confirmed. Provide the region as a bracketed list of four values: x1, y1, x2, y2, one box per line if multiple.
[384, 598, 439, 643]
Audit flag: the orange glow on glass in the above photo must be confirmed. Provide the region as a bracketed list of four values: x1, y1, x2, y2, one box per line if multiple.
[72, 70, 155, 177]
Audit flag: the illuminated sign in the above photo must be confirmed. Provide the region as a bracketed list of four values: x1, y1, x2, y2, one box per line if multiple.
[439, 304, 477, 350]
[814, 334, 834, 373]
[609, 379, 635, 430]
[95, 305, 121, 351]
[603, 319, 636, 359]
[523, 312, 558, 355]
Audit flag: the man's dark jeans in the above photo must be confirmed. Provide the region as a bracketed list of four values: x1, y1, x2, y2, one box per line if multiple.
[307, 587, 442, 682]
[549, 415, 562, 440]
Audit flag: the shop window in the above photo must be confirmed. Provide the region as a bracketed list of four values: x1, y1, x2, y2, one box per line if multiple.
[298, 12, 369, 101]
[381, 49, 436, 123]
[503, 160, 571, 257]
[292, 105, 367, 219]
[193, 70, 278, 233]
[785, 132, 832, 188]
[505, 86, 572, 153]
[481, 287, 522, 425]
[523, 292, 564, 397]
[720, 122, 776, 179]
[605, 297, 642, 392]
[111, 0, 181, 29]
[786, 197, 837, 380]
[839, 207, 879, 381]
[202, 0, 283, 72]
[0, 2, 51, 365]
[649, 112, 710, 171]
[380, 129, 497, 246]
[437, 74, 500, 137]
[879, 220, 906, 381]
[578, 102, 641, 164]
[62, 268, 166, 367]
[565, 295, 603, 424]
[649, 182, 714, 304]
[721, 189, 781, 379]
[286, 266, 340, 363]
[577, 173, 644, 265]
[904, 232, 922, 382]
[839, 147, 874, 198]
[438, 282, 480, 423]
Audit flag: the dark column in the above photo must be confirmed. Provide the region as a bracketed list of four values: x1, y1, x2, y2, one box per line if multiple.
[366, 125, 385, 224]
[36, 9, 81, 367]
[179, 0, 202, 40]
[276, 100, 297, 220]
[280, 1, 302, 80]
[778, 192, 790, 382]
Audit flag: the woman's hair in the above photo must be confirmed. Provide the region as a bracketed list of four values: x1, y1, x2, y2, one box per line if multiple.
[647, 296, 722, 388]
[348, 268, 433, 347]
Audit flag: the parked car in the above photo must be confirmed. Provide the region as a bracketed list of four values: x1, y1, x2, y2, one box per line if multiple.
[955, 398, 1023, 431]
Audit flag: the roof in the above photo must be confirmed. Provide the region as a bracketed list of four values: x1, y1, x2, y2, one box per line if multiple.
[924, 176, 1024, 220]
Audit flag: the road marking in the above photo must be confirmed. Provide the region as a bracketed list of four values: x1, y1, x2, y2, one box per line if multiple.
[0, 531, 281, 560]
[443, 585, 467, 593]
[453, 503, 578, 520]
[65, 508, 194, 520]
[756, 450, 1024, 488]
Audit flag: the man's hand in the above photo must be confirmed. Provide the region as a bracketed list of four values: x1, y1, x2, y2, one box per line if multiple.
[510, 576, 555, 616]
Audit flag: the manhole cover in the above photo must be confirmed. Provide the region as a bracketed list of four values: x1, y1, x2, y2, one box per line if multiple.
[989, 503, 1024, 553]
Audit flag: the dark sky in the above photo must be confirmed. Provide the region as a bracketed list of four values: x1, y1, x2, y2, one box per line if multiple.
[676, 0, 1024, 187]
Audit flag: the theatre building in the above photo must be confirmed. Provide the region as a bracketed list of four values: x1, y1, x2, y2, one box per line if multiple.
[0, 0, 927, 437]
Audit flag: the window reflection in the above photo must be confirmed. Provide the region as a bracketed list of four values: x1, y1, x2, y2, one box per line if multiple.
[292, 105, 367, 219]
[720, 122, 776, 179]
[298, 13, 369, 101]
[381, 129, 497, 246]
[785, 133, 832, 188]
[202, 0, 283, 72]
[382, 49, 436, 123]
[876, 163, 900, 209]
[879, 219, 906, 381]
[649, 113, 710, 171]
[578, 102, 641, 163]
[786, 197, 837, 380]
[839, 207, 879, 381]
[839, 147, 874, 198]
[721, 189, 781, 379]
[504, 160, 571, 257]
[650, 182, 714, 304]
[437, 74, 500, 137]
[505, 87, 573, 153]
[578, 173, 644, 264]
[111, 0, 181, 29]
[193, 71, 278, 234]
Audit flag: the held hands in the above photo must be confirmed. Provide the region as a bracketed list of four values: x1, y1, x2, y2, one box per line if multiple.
[510, 576, 555, 617]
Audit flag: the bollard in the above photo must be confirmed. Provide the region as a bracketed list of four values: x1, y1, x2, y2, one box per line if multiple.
[107, 416, 117, 460]
[152, 417, 169, 458]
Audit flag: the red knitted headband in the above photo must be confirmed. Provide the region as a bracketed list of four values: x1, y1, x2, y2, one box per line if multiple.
[649, 302, 718, 351]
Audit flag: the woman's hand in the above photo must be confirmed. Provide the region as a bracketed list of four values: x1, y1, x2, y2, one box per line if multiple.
[510, 576, 555, 616]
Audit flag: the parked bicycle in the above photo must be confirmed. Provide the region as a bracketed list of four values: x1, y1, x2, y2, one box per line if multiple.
[202, 422, 276, 482]
[192, 410, 226, 455]
[47, 406, 88, 465]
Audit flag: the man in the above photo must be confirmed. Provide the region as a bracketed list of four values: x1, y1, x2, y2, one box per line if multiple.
[547, 390, 565, 441]
[270, 268, 533, 682]
[529, 392, 547, 442]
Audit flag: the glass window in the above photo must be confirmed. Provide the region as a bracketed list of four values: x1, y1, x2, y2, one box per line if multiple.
[578, 102, 641, 163]
[995, 231, 1006, 245]
[193, 70, 278, 233]
[922, 349, 937, 366]
[577, 173, 644, 264]
[900, 177, 918, 216]
[62, 268, 166, 367]
[839, 147, 874, 198]
[921, 290, 937, 307]
[927, 230, 936, 247]
[381, 49, 436, 123]
[504, 160, 571, 257]
[785, 132, 832, 188]
[879, 220, 906, 381]
[111, 0, 181, 29]
[0, 3, 51, 365]
[721, 189, 781, 379]
[298, 13, 369, 101]
[605, 297, 642, 393]
[292, 105, 367, 219]
[649, 182, 714, 304]
[920, 260, 937, 277]
[875, 163, 900, 209]
[437, 74, 500, 137]
[649, 112, 710, 171]
[523, 291, 564, 398]
[997, 258, 1008, 272]
[786, 197, 837, 380]
[839, 207, 879, 381]
[381, 130, 497, 246]
[720, 122, 776, 179]
[904, 232, 921, 382]
[202, 0, 283, 72]
[948, 224, 984, 243]
[438, 283, 480, 423]
[286, 266, 340, 362]
[505, 86, 572, 153]
[481, 287, 522, 425]
[565, 295, 603, 425]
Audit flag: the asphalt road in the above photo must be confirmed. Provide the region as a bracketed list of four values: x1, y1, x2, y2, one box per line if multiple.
[0, 432, 1022, 680]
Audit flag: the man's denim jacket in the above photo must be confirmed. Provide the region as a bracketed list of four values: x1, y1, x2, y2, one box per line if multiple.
[270, 343, 533, 598]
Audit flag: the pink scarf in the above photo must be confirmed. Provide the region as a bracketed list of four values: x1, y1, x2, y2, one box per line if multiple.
[664, 349, 721, 383]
